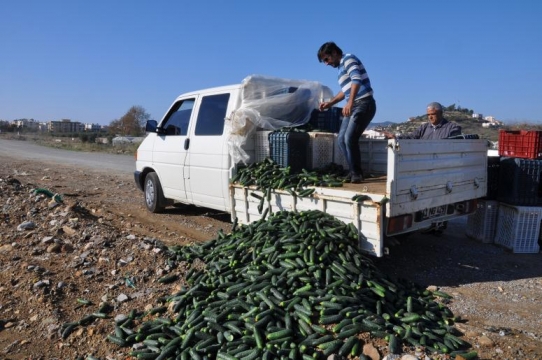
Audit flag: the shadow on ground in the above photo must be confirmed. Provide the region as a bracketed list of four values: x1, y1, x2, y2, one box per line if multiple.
[374, 217, 542, 287]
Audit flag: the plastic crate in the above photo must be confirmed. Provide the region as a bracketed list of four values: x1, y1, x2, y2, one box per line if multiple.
[309, 107, 342, 133]
[333, 136, 388, 175]
[269, 131, 309, 172]
[465, 200, 499, 243]
[486, 156, 500, 200]
[494, 203, 542, 253]
[498, 130, 542, 159]
[308, 132, 334, 169]
[254, 131, 272, 162]
[497, 157, 542, 206]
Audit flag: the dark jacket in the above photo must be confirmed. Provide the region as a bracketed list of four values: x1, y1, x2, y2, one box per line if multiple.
[399, 119, 461, 139]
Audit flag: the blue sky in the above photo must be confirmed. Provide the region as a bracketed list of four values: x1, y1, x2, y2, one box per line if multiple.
[1, 1, 541, 125]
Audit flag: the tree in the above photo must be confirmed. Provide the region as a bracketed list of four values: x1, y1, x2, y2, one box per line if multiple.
[446, 104, 456, 111]
[108, 105, 150, 136]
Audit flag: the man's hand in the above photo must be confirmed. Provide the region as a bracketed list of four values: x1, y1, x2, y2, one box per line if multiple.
[382, 131, 395, 139]
[318, 101, 331, 111]
[343, 102, 353, 117]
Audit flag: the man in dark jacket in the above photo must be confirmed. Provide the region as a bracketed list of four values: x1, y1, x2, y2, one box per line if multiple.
[384, 102, 461, 139]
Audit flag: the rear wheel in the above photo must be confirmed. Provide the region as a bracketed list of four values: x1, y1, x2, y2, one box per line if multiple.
[144, 172, 167, 213]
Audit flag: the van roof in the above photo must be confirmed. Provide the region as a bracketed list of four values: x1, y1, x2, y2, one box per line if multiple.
[176, 83, 242, 99]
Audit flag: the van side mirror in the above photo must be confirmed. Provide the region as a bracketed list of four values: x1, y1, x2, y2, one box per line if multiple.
[145, 120, 158, 133]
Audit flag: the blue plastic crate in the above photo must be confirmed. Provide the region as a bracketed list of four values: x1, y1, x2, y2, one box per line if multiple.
[269, 131, 309, 173]
[497, 157, 542, 206]
[309, 107, 342, 133]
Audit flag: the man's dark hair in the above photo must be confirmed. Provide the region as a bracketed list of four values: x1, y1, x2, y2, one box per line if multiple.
[317, 42, 343, 62]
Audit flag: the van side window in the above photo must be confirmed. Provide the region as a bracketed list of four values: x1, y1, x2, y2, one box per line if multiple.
[195, 94, 230, 136]
[162, 99, 195, 136]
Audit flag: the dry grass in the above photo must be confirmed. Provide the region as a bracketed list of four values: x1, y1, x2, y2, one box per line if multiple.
[0, 132, 140, 155]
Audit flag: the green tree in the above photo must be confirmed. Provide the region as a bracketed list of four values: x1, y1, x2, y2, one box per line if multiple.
[109, 105, 150, 136]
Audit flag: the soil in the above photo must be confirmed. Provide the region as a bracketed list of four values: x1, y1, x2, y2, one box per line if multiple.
[0, 157, 541, 360]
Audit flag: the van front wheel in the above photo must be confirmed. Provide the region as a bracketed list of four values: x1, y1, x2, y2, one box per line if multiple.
[144, 172, 167, 213]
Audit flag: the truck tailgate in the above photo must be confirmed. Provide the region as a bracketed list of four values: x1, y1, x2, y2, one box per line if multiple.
[230, 185, 387, 257]
[386, 139, 488, 217]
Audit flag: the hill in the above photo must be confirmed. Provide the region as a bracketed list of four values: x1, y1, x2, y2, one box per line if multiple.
[368, 121, 396, 129]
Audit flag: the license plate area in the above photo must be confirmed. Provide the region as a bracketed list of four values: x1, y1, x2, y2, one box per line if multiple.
[414, 204, 454, 222]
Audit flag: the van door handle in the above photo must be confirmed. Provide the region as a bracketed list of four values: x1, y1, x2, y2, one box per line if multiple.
[184, 138, 190, 150]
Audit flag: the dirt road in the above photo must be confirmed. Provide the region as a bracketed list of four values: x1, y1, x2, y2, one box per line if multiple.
[0, 138, 541, 359]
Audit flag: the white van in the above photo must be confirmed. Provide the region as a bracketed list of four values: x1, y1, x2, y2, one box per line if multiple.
[134, 75, 488, 256]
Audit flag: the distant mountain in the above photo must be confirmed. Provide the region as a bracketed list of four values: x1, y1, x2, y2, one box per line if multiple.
[367, 121, 396, 129]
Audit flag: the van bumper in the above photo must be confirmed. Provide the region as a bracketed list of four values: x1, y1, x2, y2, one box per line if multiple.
[134, 171, 144, 191]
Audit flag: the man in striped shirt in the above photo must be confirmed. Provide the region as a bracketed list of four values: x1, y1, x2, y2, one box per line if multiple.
[317, 42, 376, 183]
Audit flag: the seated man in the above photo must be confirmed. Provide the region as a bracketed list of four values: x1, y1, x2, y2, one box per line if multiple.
[383, 102, 461, 140]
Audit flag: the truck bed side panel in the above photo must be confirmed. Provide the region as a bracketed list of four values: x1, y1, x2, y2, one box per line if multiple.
[386, 139, 488, 217]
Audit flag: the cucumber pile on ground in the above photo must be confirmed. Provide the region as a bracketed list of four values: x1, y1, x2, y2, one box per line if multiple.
[102, 209, 474, 360]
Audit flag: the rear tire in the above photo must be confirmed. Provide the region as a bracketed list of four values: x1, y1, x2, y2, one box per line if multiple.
[144, 172, 167, 213]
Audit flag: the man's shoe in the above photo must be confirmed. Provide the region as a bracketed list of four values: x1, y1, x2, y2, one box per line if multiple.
[351, 174, 363, 184]
[342, 175, 352, 183]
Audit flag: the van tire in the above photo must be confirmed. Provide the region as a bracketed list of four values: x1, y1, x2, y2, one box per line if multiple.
[144, 172, 167, 213]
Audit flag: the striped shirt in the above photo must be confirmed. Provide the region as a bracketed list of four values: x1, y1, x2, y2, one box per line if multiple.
[338, 54, 373, 101]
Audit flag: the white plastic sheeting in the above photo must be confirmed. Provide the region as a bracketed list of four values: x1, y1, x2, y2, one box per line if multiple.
[227, 75, 333, 164]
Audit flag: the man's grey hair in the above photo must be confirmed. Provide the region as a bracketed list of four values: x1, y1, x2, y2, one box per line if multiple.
[427, 102, 443, 112]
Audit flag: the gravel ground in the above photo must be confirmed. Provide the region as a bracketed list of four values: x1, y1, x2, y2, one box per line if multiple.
[0, 147, 541, 360]
[375, 220, 542, 359]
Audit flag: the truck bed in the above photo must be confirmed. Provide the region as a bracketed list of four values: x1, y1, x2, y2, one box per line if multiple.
[231, 138, 488, 257]
[341, 175, 387, 194]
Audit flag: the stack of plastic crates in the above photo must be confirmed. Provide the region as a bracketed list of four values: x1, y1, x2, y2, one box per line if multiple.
[497, 157, 542, 206]
[499, 130, 542, 159]
[268, 131, 309, 173]
[308, 132, 334, 170]
[465, 155, 501, 243]
[309, 107, 342, 133]
[465, 200, 499, 243]
[254, 131, 272, 162]
[486, 155, 500, 200]
[492, 130, 542, 253]
[494, 203, 542, 253]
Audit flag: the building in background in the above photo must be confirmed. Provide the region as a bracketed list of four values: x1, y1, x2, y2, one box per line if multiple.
[47, 119, 84, 133]
[13, 118, 40, 130]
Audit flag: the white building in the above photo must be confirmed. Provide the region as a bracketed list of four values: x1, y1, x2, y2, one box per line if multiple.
[363, 129, 386, 139]
[84, 123, 104, 132]
[13, 119, 40, 130]
[484, 116, 496, 122]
